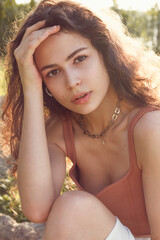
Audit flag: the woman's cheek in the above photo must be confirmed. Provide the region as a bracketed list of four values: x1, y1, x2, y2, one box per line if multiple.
[53, 88, 66, 102]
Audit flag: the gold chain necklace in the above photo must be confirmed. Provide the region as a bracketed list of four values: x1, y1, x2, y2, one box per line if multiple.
[78, 99, 121, 144]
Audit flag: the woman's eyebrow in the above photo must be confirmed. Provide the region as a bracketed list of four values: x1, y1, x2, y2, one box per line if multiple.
[40, 47, 88, 72]
[66, 47, 88, 61]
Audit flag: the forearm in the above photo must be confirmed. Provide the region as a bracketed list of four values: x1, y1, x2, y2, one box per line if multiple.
[18, 89, 54, 221]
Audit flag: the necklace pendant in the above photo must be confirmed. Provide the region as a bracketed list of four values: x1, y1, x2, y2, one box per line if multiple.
[78, 98, 122, 140]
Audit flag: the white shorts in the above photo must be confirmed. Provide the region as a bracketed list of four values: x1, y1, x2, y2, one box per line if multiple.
[105, 217, 150, 240]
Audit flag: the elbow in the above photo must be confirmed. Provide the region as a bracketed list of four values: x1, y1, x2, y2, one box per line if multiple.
[24, 213, 47, 223]
[21, 205, 51, 223]
[19, 193, 57, 223]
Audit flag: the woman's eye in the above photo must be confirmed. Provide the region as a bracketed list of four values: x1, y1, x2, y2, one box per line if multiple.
[74, 55, 87, 63]
[47, 69, 60, 78]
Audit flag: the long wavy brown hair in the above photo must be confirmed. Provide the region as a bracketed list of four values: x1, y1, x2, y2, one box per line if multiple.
[1, 0, 160, 174]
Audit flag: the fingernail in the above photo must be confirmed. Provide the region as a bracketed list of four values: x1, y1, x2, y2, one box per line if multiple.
[52, 25, 60, 29]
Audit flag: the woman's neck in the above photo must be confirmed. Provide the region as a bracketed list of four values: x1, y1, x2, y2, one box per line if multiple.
[72, 85, 137, 135]
[72, 83, 117, 133]
[82, 95, 120, 134]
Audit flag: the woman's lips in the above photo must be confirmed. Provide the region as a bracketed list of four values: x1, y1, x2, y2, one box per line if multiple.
[71, 92, 92, 104]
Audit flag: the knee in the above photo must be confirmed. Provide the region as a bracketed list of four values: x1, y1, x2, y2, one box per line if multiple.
[46, 190, 115, 228]
[49, 190, 95, 221]
[55, 190, 96, 213]
[44, 191, 93, 237]
[53, 190, 107, 218]
[44, 191, 116, 239]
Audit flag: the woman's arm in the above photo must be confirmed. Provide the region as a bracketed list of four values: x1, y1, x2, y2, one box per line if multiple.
[14, 21, 64, 223]
[134, 109, 160, 240]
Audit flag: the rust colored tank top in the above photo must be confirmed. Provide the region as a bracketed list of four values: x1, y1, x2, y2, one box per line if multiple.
[62, 107, 155, 237]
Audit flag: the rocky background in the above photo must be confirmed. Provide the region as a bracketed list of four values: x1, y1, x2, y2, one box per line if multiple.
[0, 96, 46, 240]
[0, 213, 45, 240]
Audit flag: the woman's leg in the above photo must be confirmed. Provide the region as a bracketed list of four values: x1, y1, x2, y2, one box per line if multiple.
[43, 190, 116, 240]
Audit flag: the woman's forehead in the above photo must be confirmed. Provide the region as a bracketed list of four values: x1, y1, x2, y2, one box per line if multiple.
[34, 31, 93, 68]
[35, 31, 91, 56]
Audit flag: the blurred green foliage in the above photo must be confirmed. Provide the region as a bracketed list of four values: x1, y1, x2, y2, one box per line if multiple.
[0, 0, 36, 95]
[0, 176, 29, 223]
[0, 0, 36, 55]
[112, 1, 160, 53]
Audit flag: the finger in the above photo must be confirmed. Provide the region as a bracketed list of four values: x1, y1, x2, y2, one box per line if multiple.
[18, 25, 60, 61]
[29, 25, 60, 51]
[22, 20, 46, 40]
[40, 25, 60, 39]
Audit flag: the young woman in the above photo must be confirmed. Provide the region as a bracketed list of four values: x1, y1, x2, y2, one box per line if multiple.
[2, 0, 160, 239]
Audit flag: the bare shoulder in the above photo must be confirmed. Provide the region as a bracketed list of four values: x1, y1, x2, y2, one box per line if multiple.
[134, 108, 160, 136]
[133, 108, 160, 169]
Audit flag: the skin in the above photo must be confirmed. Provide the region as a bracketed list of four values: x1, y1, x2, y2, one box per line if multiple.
[34, 30, 117, 131]
[15, 21, 160, 240]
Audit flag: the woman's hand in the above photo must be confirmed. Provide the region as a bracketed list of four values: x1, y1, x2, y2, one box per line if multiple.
[14, 21, 60, 93]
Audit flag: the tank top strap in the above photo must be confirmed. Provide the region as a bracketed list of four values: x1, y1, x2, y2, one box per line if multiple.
[128, 106, 156, 169]
[62, 107, 156, 167]
[61, 116, 76, 164]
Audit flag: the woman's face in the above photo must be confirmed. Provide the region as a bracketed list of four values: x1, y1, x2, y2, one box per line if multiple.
[35, 31, 111, 115]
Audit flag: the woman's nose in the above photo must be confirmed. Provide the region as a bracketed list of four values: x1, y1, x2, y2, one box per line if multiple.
[65, 71, 82, 89]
